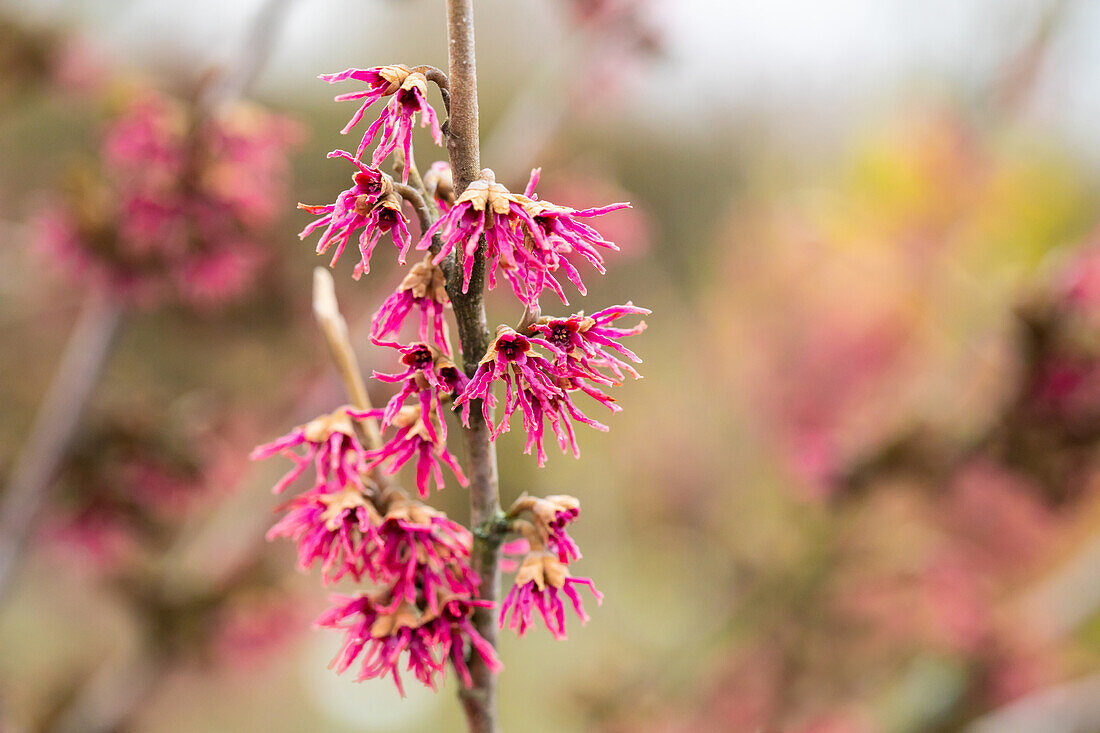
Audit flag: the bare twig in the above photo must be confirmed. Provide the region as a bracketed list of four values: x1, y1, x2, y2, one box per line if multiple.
[393, 182, 433, 234]
[0, 292, 123, 602]
[311, 267, 384, 452]
[413, 64, 451, 114]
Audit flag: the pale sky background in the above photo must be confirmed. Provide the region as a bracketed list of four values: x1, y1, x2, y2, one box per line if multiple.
[7, 0, 1100, 156]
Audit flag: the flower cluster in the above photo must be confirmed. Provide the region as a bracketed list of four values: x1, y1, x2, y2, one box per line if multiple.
[266, 43, 646, 700]
[498, 495, 601, 639]
[253, 408, 495, 692]
[456, 301, 647, 466]
[321, 65, 443, 180]
[318, 590, 498, 695]
[37, 88, 299, 307]
[297, 150, 412, 279]
[418, 168, 629, 307]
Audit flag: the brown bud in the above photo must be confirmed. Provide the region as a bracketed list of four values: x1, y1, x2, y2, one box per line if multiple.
[319, 484, 381, 531]
[301, 406, 359, 443]
[377, 65, 413, 94]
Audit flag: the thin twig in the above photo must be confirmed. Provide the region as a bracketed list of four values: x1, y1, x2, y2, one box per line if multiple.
[413, 64, 451, 115]
[311, 267, 384, 452]
[0, 292, 123, 602]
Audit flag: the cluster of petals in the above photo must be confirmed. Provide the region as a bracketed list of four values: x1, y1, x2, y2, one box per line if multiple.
[318, 590, 499, 696]
[249, 405, 373, 494]
[320, 65, 442, 181]
[363, 405, 468, 497]
[417, 169, 628, 307]
[371, 258, 452, 354]
[374, 343, 455, 441]
[455, 326, 611, 465]
[528, 495, 583, 563]
[39, 90, 297, 307]
[498, 552, 602, 640]
[529, 302, 649, 382]
[266, 482, 382, 583]
[298, 150, 411, 279]
[375, 499, 479, 614]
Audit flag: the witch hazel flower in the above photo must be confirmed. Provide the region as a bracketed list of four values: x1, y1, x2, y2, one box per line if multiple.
[250, 406, 374, 494]
[530, 302, 649, 381]
[298, 151, 412, 278]
[321, 65, 443, 180]
[267, 481, 383, 583]
[374, 343, 455, 441]
[455, 326, 559, 433]
[319, 590, 500, 696]
[417, 169, 547, 304]
[365, 405, 468, 497]
[529, 495, 582, 563]
[499, 552, 602, 640]
[362, 73, 443, 177]
[455, 327, 612, 465]
[509, 494, 582, 563]
[377, 498, 479, 613]
[372, 258, 452, 354]
[418, 169, 629, 306]
[518, 168, 631, 304]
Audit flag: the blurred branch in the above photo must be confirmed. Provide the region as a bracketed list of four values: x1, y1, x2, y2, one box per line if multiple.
[965, 672, 1100, 733]
[989, 0, 1073, 118]
[204, 0, 298, 109]
[47, 650, 167, 733]
[0, 292, 123, 603]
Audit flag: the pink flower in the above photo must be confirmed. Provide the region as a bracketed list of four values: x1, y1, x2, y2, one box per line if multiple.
[266, 483, 383, 583]
[376, 499, 479, 613]
[528, 495, 582, 563]
[360, 74, 442, 179]
[518, 168, 630, 304]
[418, 169, 628, 307]
[249, 406, 373, 494]
[371, 259, 452, 354]
[529, 303, 649, 381]
[321, 66, 442, 180]
[374, 343, 456, 441]
[364, 405, 469, 497]
[318, 591, 499, 696]
[455, 327, 610, 464]
[298, 152, 411, 278]
[499, 552, 602, 639]
[418, 169, 547, 305]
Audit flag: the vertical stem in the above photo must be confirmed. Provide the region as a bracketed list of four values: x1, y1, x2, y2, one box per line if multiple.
[311, 267, 384, 450]
[0, 292, 123, 602]
[444, 2, 502, 732]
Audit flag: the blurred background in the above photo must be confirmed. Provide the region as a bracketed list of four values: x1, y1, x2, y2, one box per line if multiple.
[2, 0, 1100, 731]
